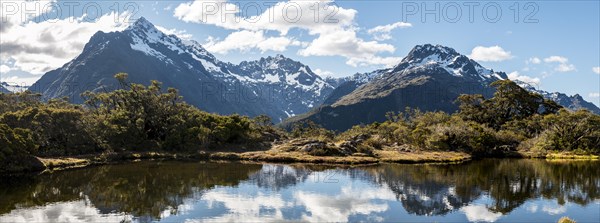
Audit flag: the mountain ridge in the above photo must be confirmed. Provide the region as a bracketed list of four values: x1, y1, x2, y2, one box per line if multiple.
[29, 17, 334, 122]
[281, 44, 599, 131]
[25, 18, 599, 126]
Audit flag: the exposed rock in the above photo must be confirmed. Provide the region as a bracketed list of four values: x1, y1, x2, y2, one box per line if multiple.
[338, 141, 357, 155]
[301, 142, 327, 153]
[397, 144, 414, 153]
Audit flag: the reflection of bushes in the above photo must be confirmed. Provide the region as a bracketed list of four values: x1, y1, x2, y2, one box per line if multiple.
[0, 162, 262, 220]
[1, 160, 598, 219]
[361, 160, 600, 215]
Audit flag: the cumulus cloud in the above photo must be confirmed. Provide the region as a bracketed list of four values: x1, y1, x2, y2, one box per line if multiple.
[346, 56, 402, 68]
[2, 75, 41, 86]
[507, 71, 540, 85]
[593, 67, 600, 74]
[469, 46, 513, 62]
[174, 0, 356, 35]
[313, 69, 335, 77]
[0, 65, 12, 73]
[543, 56, 568, 63]
[543, 56, 576, 72]
[555, 63, 576, 72]
[204, 30, 304, 54]
[527, 57, 541, 64]
[173, 0, 400, 67]
[367, 21, 412, 41]
[298, 28, 399, 67]
[0, 7, 129, 74]
[589, 93, 600, 98]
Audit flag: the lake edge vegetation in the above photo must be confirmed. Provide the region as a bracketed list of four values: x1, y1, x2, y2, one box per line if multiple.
[1, 74, 599, 174]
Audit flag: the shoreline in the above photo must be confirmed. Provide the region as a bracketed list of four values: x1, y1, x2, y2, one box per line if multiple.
[7, 149, 595, 176]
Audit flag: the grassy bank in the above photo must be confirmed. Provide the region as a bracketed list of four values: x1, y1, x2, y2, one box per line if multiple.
[35, 149, 471, 173]
[29, 146, 598, 175]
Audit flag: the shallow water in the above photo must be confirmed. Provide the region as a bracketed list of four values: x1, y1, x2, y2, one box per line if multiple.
[0, 159, 598, 222]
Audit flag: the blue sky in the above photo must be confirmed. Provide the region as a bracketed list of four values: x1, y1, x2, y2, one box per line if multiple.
[1, 0, 598, 105]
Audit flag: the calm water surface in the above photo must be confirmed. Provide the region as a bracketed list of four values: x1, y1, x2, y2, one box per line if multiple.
[0, 159, 598, 222]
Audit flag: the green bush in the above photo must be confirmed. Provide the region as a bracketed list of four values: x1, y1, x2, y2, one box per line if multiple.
[0, 124, 43, 173]
[531, 109, 600, 154]
[291, 120, 334, 141]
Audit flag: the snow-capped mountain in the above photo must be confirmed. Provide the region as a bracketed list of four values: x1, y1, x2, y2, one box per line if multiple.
[29, 17, 333, 122]
[391, 44, 508, 83]
[283, 44, 581, 131]
[232, 55, 334, 119]
[514, 80, 600, 114]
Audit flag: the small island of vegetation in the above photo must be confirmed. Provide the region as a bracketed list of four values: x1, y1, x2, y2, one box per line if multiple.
[1, 73, 598, 174]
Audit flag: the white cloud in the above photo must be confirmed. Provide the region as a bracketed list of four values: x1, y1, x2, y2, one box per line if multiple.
[346, 56, 402, 68]
[204, 30, 303, 54]
[593, 67, 600, 74]
[543, 56, 576, 72]
[2, 75, 41, 86]
[507, 71, 540, 85]
[543, 56, 568, 63]
[174, 0, 356, 35]
[367, 21, 412, 41]
[527, 57, 541, 64]
[0, 10, 129, 74]
[298, 29, 399, 67]
[469, 46, 513, 62]
[313, 69, 335, 77]
[461, 205, 503, 222]
[0, 65, 12, 73]
[174, 0, 399, 67]
[555, 63, 576, 72]
[589, 93, 600, 98]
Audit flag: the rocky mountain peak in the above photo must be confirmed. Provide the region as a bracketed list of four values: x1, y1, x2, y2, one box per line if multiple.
[259, 54, 295, 67]
[391, 44, 506, 83]
[404, 44, 461, 62]
[127, 17, 156, 32]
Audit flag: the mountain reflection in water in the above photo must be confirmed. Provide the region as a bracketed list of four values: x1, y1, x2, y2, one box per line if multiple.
[0, 160, 598, 222]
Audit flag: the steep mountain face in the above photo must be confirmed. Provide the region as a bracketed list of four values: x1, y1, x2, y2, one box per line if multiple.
[228, 55, 334, 120]
[322, 69, 390, 105]
[514, 80, 600, 114]
[29, 17, 333, 122]
[281, 44, 509, 131]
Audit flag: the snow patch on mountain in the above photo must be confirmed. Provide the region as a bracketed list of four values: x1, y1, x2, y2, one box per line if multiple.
[396, 44, 506, 83]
